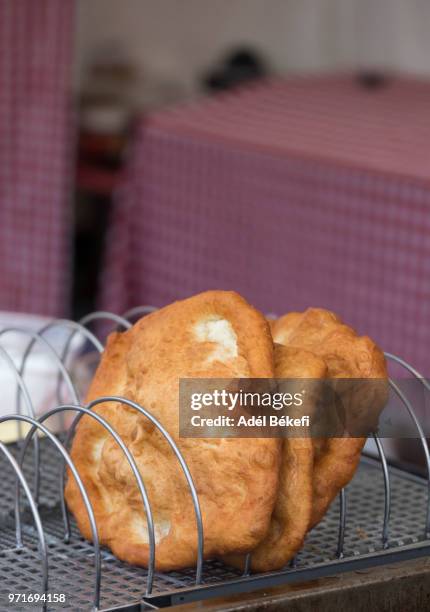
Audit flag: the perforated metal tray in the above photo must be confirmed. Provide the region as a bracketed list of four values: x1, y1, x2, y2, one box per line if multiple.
[0, 437, 429, 611]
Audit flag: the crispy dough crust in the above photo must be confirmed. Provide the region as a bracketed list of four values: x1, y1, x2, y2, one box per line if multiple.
[223, 344, 327, 572]
[272, 308, 388, 528]
[65, 290, 281, 571]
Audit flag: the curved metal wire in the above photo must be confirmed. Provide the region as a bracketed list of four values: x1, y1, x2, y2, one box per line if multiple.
[36, 319, 104, 354]
[0, 327, 79, 492]
[53, 313, 132, 409]
[62, 395, 204, 588]
[0, 328, 80, 432]
[79, 311, 132, 331]
[0, 345, 40, 497]
[121, 305, 158, 322]
[242, 553, 251, 576]
[336, 488, 346, 559]
[14, 321, 101, 409]
[89, 396, 204, 587]
[52, 318, 111, 408]
[6, 413, 102, 610]
[384, 352, 430, 393]
[58, 313, 131, 382]
[388, 378, 430, 537]
[58, 403, 156, 596]
[373, 432, 391, 548]
[33, 320, 103, 407]
[0, 439, 48, 607]
[383, 353, 430, 537]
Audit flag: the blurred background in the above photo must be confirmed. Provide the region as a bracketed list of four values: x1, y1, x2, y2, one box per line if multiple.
[1, 0, 430, 379]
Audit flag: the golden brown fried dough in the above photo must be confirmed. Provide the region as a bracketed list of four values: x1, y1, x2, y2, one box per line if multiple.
[65, 291, 281, 571]
[223, 344, 326, 572]
[272, 308, 387, 528]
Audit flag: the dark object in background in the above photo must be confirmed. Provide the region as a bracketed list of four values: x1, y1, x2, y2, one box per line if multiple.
[203, 47, 267, 92]
[73, 191, 112, 319]
[72, 128, 127, 319]
[356, 70, 389, 90]
[72, 44, 136, 319]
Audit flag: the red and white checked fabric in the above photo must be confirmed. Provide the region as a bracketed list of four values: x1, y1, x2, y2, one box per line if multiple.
[0, 0, 74, 317]
[100, 75, 430, 375]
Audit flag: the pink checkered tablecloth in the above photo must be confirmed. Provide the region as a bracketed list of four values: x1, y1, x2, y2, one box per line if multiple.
[100, 75, 430, 375]
[0, 0, 74, 317]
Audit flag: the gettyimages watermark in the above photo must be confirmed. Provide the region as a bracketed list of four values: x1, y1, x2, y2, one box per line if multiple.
[179, 378, 430, 438]
[189, 386, 309, 428]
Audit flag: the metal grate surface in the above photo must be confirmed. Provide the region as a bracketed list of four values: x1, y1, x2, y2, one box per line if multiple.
[0, 437, 429, 611]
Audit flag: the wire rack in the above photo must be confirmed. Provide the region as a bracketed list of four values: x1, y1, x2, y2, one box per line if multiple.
[0, 306, 429, 612]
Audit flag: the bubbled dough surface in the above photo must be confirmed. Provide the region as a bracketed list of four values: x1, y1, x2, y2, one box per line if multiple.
[272, 308, 388, 527]
[65, 290, 281, 571]
[223, 344, 327, 572]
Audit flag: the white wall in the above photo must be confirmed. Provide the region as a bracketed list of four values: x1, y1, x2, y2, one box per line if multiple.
[75, 0, 430, 101]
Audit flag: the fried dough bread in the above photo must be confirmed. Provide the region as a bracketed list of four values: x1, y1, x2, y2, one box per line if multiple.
[65, 291, 281, 570]
[223, 344, 327, 571]
[271, 308, 387, 527]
